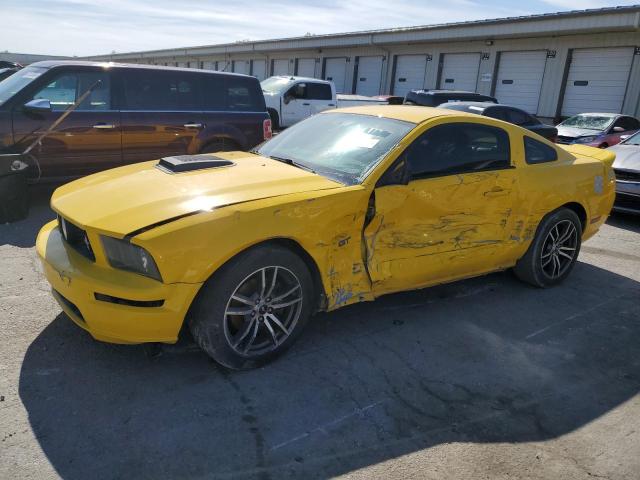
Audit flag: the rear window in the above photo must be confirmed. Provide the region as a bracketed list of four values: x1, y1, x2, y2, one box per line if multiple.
[524, 136, 557, 164]
[122, 69, 198, 111]
[202, 74, 265, 112]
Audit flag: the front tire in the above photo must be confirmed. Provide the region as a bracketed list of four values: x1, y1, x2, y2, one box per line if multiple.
[514, 208, 582, 288]
[189, 245, 315, 369]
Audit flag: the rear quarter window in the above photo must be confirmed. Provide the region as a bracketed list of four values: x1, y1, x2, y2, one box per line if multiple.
[524, 136, 558, 164]
[202, 74, 265, 112]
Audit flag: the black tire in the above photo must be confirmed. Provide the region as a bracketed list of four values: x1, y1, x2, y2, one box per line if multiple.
[599, 143, 608, 149]
[189, 244, 315, 369]
[513, 208, 582, 288]
[0, 173, 29, 224]
[267, 109, 280, 131]
[200, 139, 238, 154]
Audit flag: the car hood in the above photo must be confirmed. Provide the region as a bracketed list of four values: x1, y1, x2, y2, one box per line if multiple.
[51, 152, 343, 237]
[609, 144, 640, 171]
[556, 126, 602, 139]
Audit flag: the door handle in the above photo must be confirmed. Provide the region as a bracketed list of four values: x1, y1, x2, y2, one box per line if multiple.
[183, 123, 203, 129]
[328, 103, 336, 107]
[93, 123, 115, 129]
[302, 103, 310, 106]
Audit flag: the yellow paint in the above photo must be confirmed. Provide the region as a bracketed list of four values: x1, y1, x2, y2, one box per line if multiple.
[36, 106, 616, 344]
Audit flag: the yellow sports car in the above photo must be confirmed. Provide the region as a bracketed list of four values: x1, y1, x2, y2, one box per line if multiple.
[36, 106, 616, 369]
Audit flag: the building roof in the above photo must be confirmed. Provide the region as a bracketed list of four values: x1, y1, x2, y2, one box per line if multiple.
[85, 5, 640, 60]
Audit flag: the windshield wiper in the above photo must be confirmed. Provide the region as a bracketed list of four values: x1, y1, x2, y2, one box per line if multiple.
[266, 155, 317, 174]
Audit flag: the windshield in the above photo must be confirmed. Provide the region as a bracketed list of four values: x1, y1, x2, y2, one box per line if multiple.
[260, 76, 293, 94]
[256, 112, 414, 185]
[560, 115, 614, 131]
[623, 130, 640, 145]
[0, 66, 48, 106]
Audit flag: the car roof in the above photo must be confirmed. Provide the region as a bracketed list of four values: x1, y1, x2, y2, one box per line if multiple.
[324, 105, 478, 124]
[269, 75, 330, 84]
[27, 60, 252, 77]
[572, 112, 621, 117]
[411, 89, 484, 95]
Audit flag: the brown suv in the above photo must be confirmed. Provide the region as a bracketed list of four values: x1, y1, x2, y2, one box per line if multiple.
[0, 61, 271, 181]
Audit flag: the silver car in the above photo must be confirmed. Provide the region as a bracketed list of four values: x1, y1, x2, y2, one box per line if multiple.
[608, 131, 640, 214]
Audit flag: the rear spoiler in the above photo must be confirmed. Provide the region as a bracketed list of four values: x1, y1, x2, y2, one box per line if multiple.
[559, 144, 616, 169]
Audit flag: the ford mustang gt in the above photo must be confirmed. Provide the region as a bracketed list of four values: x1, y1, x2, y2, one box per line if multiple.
[37, 106, 616, 369]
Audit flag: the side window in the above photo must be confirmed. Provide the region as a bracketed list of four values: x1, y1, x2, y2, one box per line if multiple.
[306, 83, 332, 100]
[122, 70, 198, 111]
[615, 117, 640, 131]
[201, 74, 226, 110]
[406, 123, 511, 179]
[226, 76, 265, 111]
[524, 136, 557, 164]
[32, 71, 110, 111]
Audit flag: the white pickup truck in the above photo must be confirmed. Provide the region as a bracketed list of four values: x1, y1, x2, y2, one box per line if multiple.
[261, 76, 388, 129]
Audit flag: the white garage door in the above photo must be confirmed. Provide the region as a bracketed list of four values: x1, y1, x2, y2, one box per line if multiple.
[393, 55, 428, 97]
[218, 61, 232, 72]
[324, 58, 348, 93]
[233, 60, 250, 75]
[251, 59, 266, 80]
[297, 58, 316, 78]
[495, 51, 547, 114]
[562, 47, 635, 116]
[356, 56, 384, 96]
[272, 59, 290, 76]
[202, 61, 215, 70]
[440, 53, 481, 91]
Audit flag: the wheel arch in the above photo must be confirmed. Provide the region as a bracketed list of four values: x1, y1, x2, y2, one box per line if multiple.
[205, 237, 327, 312]
[560, 201, 587, 234]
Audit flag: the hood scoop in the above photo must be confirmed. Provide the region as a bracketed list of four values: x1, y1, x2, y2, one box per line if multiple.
[157, 155, 235, 173]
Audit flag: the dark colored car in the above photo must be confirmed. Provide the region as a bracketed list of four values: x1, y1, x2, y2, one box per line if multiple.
[0, 61, 271, 182]
[0, 66, 21, 82]
[440, 102, 558, 141]
[556, 113, 640, 148]
[608, 131, 640, 214]
[404, 89, 497, 107]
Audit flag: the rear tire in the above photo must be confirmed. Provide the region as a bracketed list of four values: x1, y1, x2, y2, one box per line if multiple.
[513, 208, 582, 288]
[0, 173, 29, 224]
[267, 109, 280, 131]
[189, 245, 315, 369]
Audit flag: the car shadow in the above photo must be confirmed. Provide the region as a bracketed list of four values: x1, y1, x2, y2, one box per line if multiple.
[0, 184, 57, 248]
[18, 262, 640, 479]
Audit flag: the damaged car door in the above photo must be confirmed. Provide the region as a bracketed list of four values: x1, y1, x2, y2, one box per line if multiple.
[364, 121, 518, 296]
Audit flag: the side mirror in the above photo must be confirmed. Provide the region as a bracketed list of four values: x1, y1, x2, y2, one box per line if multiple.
[613, 126, 625, 133]
[24, 98, 52, 113]
[283, 95, 291, 105]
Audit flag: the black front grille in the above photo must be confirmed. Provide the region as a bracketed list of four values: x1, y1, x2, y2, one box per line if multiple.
[615, 169, 640, 182]
[58, 215, 95, 261]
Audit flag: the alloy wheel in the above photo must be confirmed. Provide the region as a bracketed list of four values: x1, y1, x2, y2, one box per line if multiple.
[540, 219, 578, 279]
[223, 266, 303, 356]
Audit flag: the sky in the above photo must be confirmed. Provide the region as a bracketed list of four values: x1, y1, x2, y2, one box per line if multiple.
[1, 0, 638, 57]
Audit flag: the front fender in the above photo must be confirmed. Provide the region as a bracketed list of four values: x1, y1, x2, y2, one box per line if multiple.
[135, 187, 375, 310]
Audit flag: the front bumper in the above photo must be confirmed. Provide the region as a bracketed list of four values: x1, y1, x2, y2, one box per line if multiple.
[614, 181, 640, 214]
[36, 220, 202, 344]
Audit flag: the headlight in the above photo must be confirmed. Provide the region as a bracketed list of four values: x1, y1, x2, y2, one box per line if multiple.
[573, 136, 598, 144]
[101, 236, 162, 282]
